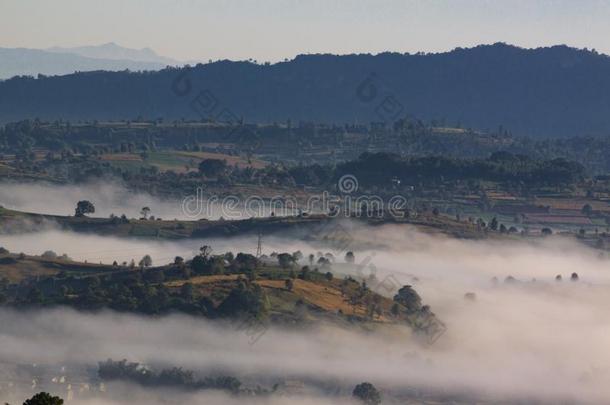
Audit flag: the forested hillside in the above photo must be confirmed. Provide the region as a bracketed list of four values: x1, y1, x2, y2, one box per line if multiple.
[2, 43, 610, 137]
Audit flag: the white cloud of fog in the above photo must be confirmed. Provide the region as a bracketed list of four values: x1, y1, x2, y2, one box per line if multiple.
[0, 230, 204, 265]
[0, 181, 190, 220]
[2, 216, 610, 403]
[0, 181, 302, 222]
[0, 229, 304, 265]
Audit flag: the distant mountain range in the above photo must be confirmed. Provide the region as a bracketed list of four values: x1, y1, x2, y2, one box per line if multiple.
[2, 43, 610, 137]
[0, 43, 178, 79]
[46, 42, 179, 65]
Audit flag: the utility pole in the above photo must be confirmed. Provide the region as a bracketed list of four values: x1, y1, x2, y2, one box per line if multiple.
[256, 231, 263, 258]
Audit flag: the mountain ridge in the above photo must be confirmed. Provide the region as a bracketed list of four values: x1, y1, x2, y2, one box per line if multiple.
[0, 47, 170, 79]
[46, 42, 179, 65]
[2, 43, 610, 137]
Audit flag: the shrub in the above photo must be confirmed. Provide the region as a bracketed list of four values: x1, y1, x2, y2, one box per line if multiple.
[352, 382, 381, 405]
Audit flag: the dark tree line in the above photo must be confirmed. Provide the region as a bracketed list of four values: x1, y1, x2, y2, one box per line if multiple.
[335, 151, 585, 187]
[4, 43, 610, 137]
[98, 359, 243, 394]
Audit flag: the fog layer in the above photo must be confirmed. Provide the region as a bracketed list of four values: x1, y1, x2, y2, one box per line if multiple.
[0, 181, 191, 219]
[1, 224, 610, 403]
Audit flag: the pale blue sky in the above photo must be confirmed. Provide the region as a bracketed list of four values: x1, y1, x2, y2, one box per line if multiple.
[1, 0, 609, 62]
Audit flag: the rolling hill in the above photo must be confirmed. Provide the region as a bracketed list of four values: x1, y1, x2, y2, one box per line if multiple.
[46, 42, 178, 65]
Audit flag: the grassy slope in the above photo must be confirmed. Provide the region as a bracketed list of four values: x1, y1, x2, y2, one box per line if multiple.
[100, 150, 268, 174]
[0, 206, 331, 239]
[0, 251, 417, 328]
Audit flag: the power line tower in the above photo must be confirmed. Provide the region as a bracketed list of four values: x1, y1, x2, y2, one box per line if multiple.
[256, 231, 263, 258]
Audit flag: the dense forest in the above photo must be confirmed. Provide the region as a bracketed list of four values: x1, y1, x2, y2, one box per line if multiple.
[3, 43, 610, 137]
[334, 152, 586, 188]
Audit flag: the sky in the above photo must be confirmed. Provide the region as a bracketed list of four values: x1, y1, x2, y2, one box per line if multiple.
[1, 0, 610, 62]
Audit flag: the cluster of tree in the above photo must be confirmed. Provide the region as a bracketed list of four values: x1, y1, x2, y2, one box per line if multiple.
[98, 359, 243, 394]
[18, 392, 64, 405]
[336, 151, 586, 188]
[6, 247, 270, 322]
[16, 270, 270, 322]
[74, 200, 95, 217]
[216, 279, 269, 320]
[9, 382, 382, 404]
[2, 115, 606, 196]
[479, 216, 519, 234]
[15, 379, 383, 404]
[1, 243, 448, 341]
[1, 392, 65, 405]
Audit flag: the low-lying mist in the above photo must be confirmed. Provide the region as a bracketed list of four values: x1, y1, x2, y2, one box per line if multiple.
[0, 180, 300, 221]
[0, 181, 192, 219]
[2, 222, 610, 403]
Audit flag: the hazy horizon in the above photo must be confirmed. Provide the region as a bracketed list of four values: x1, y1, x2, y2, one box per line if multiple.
[2, 0, 610, 62]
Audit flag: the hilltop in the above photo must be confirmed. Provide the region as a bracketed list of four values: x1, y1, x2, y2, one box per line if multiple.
[0, 248, 444, 341]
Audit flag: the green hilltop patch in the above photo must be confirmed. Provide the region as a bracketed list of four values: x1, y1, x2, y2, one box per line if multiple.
[0, 248, 444, 340]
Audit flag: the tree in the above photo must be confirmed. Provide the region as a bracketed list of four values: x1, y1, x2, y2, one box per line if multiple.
[139, 255, 153, 268]
[217, 283, 269, 320]
[41, 250, 58, 259]
[345, 251, 355, 263]
[140, 206, 151, 219]
[192, 253, 224, 276]
[75, 200, 95, 217]
[308, 253, 315, 266]
[285, 278, 294, 291]
[199, 245, 212, 259]
[489, 217, 498, 231]
[352, 382, 381, 405]
[299, 266, 312, 281]
[277, 253, 295, 269]
[23, 392, 64, 405]
[393, 285, 422, 312]
[581, 204, 593, 216]
[234, 253, 259, 270]
[292, 250, 303, 262]
[191, 255, 208, 274]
